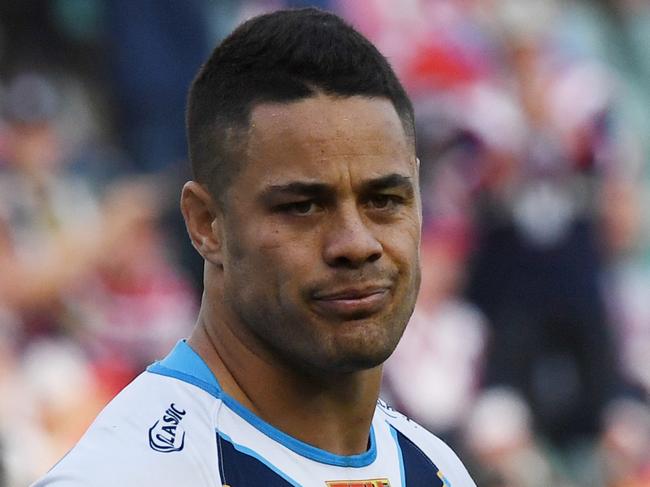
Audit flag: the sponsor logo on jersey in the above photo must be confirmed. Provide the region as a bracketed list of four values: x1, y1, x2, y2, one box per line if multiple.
[148, 403, 186, 453]
[325, 479, 391, 487]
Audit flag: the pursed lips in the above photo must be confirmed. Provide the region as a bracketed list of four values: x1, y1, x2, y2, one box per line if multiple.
[310, 284, 392, 318]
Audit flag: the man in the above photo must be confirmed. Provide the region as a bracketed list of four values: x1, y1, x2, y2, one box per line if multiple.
[34, 8, 476, 486]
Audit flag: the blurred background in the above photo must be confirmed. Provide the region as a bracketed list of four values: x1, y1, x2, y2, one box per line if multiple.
[0, 0, 649, 485]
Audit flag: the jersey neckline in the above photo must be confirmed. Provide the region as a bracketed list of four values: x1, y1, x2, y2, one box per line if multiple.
[147, 340, 378, 468]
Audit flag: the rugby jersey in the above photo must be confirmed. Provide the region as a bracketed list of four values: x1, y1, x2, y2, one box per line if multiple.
[33, 340, 476, 486]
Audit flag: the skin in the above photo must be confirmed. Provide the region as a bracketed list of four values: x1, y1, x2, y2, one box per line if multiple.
[181, 94, 421, 455]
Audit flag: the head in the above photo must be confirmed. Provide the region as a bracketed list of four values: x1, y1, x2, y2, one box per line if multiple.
[186, 7, 415, 201]
[182, 8, 421, 375]
[4, 73, 63, 173]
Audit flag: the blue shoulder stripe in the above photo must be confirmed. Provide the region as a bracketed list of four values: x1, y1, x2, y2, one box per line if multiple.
[389, 425, 445, 487]
[217, 431, 300, 486]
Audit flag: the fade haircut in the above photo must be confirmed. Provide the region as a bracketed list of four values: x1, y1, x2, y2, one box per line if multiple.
[186, 7, 415, 203]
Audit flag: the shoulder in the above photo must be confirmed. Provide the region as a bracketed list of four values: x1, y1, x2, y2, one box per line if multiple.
[32, 371, 222, 487]
[375, 399, 477, 487]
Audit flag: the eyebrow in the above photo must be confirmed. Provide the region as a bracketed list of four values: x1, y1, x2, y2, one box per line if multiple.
[359, 173, 414, 195]
[259, 182, 332, 205]
[260, 173, 414, 202]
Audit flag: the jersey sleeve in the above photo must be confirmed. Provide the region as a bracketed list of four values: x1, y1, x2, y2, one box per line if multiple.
[424, 432, 477, 487]
[377, 400, 477, 487]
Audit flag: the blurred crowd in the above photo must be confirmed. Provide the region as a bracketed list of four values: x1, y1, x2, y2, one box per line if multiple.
[0, 1, 649, 486]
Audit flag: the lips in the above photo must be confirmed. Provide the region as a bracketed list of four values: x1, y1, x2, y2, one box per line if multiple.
[311, 284, 392, 319]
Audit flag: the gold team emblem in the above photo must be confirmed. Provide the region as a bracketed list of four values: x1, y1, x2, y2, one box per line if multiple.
[325, 479, 390, 487]
[324, 471, 450, 487]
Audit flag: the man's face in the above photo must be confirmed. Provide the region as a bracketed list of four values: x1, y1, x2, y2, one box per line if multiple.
[218, 94, 421, 375]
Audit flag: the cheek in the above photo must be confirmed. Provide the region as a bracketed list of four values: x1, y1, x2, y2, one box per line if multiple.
[380, 219, 421, 266]
[235, 226, 320, 288]
[257, 224, 323, 262]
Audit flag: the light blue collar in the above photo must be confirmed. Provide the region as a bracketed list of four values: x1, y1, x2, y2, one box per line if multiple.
[153, 340, 220, 390]
[147, 340, 378, 467]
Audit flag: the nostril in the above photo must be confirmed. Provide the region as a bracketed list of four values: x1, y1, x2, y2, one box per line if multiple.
[368, 252, 381, 263]
[329, 249, 382, 269]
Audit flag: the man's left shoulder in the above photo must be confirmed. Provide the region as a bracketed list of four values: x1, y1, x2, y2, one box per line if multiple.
[375, 399, 477, 487]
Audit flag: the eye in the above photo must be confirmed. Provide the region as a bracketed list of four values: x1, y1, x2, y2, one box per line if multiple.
[276, 200, 321, 216]
[367, 194, 402, 210]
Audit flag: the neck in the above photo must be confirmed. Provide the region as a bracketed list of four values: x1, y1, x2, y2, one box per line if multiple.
[187, 294, 381, 456]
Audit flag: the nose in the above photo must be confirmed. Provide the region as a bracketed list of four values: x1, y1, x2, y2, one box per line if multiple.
[323, 205, 382, 269]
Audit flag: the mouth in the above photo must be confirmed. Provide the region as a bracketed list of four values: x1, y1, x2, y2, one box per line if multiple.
[311, 285, 392, 319]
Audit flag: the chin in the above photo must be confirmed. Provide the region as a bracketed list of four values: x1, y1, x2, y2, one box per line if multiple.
[320, 337, 398, 374]
[336, 352, 391, 373]
[288, 336, 395, 375]
[307, 356, 385, 375]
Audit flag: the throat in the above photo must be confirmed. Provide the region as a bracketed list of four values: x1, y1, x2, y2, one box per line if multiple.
[239, 364, 382, 456]
[188, 306, 382, 456]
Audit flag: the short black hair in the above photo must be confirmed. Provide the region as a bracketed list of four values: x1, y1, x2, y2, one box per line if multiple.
[186, 7, 415, 202]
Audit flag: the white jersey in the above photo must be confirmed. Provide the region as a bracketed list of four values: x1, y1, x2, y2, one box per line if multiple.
[33, 341, 476, 487]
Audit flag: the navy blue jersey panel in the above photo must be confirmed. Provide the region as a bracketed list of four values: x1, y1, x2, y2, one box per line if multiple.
[394, 429, 444, 487]
[217, 433, 297, 487]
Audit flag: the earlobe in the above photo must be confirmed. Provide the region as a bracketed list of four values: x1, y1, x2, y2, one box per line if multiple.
[180, 181, 223, 266]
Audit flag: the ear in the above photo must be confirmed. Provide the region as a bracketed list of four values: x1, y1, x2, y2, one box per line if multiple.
[180, 181, 223, 267]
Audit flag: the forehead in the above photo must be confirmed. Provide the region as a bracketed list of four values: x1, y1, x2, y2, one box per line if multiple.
[240, 94, 415, 185]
